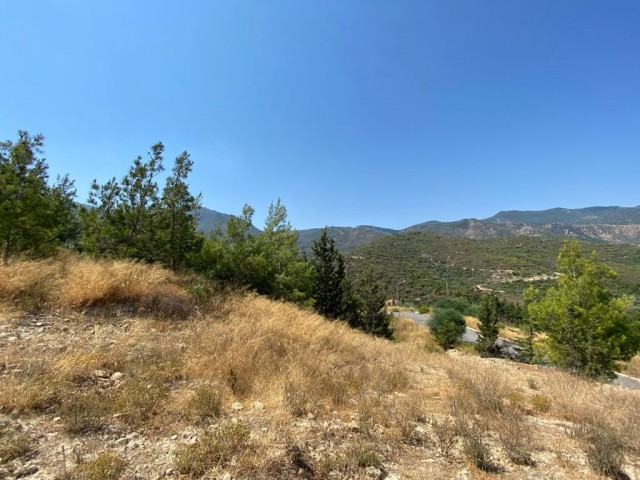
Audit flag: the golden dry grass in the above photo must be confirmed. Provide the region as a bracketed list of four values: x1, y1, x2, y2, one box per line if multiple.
[621, 355, 640, 379]
[464, 315, 525, 341]
[0, 253, 193, 319]
[391, 315, 441, 352]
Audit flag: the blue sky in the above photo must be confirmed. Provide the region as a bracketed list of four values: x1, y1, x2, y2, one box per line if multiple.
[2, 1, 639, 230]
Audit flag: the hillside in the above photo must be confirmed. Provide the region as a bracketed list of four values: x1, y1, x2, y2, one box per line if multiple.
[196, 207, 261, 236]
[297, 226, 398, 252]
[1, 255, 639, 479]
[346, 232, 640, 302]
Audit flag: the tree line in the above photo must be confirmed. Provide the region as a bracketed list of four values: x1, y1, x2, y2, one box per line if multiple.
[0, 131, 391, 338]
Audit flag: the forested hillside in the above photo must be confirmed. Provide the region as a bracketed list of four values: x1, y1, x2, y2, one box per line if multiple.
[346, 232, 640, 302]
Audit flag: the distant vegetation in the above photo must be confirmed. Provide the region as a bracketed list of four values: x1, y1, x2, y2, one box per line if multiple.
[345, 231, 640, 302]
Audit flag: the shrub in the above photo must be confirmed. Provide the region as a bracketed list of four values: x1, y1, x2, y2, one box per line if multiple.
[530, 394, 551, 413]
[73, 454, 127, 480]
[0, 429, 33, 464]
[434, 298, 474, 315]
[61, 392, 109, 434]
[174, 422, 251, 477]
[496, 410, 536, 466]
[317, 443, 382, 477]
[430, 416, 457, 458]
[572, 421, 628, 480]
[113, 378, 169, 427]
[461, 425, 500, 472]
[428, 308, 466, 349]
[187, 385, 224, 423]
[417, 305, 430, 314]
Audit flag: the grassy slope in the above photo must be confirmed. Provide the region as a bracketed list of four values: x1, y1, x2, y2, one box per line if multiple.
[347, 232, 640, 302]
[1, 255, 639, 479]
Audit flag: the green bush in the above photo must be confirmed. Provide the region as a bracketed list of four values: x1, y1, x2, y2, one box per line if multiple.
[433, 297, 478, 316]
[428, 308, 466, 349]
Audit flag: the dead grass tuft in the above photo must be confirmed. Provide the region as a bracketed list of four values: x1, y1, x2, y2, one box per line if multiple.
[0, 427, 34, 464]
[72, 453, 127, 480]
[174, 422, 251, 477]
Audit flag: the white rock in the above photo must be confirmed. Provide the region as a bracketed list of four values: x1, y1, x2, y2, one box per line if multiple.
[110, 372, 124, 381]
[231, 402, 244, 411]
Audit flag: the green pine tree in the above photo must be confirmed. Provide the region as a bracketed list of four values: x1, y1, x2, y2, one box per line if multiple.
[0, 131, 76, 263]
[158, 151, 203, 270]
[527, 241, 640, 378]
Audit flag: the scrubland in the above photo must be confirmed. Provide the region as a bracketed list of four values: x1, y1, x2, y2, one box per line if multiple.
[1, 254, 639, 479]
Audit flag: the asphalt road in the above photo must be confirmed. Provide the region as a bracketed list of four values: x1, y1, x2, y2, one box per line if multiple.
[393, 311, 640, 391]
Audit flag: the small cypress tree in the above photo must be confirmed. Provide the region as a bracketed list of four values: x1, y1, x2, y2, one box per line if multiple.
[354, 268, 392, 338]
[311, 229, 345, 319]
[476, 294, 501, 357]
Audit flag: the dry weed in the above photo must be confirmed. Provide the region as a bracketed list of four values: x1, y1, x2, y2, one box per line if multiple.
[174, 422, 251, 477]
[72, 453, 127, 480]
[391, 316, 440, 351]
[0, 428, 34, 464]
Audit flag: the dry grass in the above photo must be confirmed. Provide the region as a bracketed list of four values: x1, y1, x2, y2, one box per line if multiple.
[1, 255, 640, 479]
[464, 315, 525, 341]
[464, 315, 479, 329]
[391, 315, 441, 351]
[0, 253, 194, 319]
[620, 355, 640, 378]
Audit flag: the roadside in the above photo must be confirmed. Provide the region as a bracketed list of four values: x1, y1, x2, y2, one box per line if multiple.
[393, 311, 640, 391]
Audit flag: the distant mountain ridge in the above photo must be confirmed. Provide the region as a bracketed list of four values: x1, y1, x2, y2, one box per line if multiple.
[486, 206, 640, 225]
[197, 205, 640, 249]
[196, 207, 260, 235]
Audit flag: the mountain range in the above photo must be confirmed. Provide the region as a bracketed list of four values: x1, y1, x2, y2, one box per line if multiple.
[197, 205, 640, 249]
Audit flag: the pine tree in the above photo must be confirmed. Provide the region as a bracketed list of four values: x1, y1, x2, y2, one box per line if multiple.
[159, 151, 203, 270]
[527, 241, 640, 378]
[312, 229, 345, 319]
[0, 131, 76, 263]
[81, 142, 203, 266]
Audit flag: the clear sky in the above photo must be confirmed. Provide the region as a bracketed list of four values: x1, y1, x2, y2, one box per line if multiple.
[2, 1, 639, 230]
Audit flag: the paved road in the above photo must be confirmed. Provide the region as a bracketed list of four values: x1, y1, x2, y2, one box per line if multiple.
[393, 311, 640, 391]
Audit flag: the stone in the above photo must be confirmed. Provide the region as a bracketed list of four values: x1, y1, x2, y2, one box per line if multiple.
[110, 372, 124, 381]
[231, 402, 243, 411]
[14, 465, 39, 478]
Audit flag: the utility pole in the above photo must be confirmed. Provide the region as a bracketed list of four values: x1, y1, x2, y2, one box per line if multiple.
[396, 280, 406, 306]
